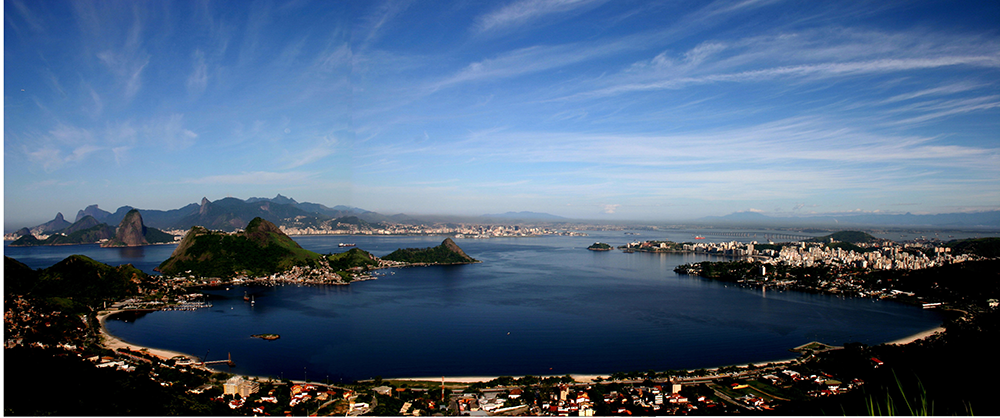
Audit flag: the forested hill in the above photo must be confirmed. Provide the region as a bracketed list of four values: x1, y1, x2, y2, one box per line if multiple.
[4, 255, 157, 308]
[156, 217, 324, 277]
[807, 231, 880, 244]
[382, 238, 479, 264]
[945, 237, 1000, 257]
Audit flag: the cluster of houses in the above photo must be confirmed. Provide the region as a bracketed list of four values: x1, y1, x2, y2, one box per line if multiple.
[278, 221, 586, 238]
[3, 295, 86, 350]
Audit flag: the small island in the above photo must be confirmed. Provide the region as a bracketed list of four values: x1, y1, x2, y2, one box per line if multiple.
[587, 242, 613, 251]
[381, 238, 480, 264]
[251, 334, 280, 340]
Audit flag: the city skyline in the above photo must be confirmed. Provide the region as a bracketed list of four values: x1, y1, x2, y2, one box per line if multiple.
[5, 0, 999, 229]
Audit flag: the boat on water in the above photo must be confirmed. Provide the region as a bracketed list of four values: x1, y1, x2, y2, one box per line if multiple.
[251, 334, 280, 340]
[338, 243, 356, 247]
[695, 236, 706, 240]
[243, 291, 250, 302]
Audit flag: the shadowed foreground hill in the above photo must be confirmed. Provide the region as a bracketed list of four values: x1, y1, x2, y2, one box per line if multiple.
[382, 238, 480, 264]
[4, 255, 156, 308]
[156, 217, 324, 277]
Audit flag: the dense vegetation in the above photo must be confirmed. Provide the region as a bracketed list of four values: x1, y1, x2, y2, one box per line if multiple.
[945, 236, 1000, 257]
[326, 247, 378, 271]
[5, 255, 157, 306]
[382, 238, 479, 264]
[588, 242, 613, 250]
[808, 230, 880, 244]
[4, 347, 234, 416]
[781, 309, 1000, 415]
[157, 218, 324, 277]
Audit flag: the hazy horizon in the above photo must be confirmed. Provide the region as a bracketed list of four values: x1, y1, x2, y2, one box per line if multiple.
[5, 1, 999, 229]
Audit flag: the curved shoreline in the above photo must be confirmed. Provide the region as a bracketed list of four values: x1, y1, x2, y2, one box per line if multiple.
[97, 312, 945, 385]
[390, 325, 947, 384]
[97, 310, 200, 362]
[886, 326, 945, 345]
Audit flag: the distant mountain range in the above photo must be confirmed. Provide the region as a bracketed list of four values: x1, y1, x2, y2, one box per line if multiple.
[11, 209, 173, 248]
[15, 197, 999, 237]
[17, 195, 382, 235]
[698, 210, 1000, 228]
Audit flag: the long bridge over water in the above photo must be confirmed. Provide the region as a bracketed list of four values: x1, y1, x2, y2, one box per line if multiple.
[706, 231, 815, 242]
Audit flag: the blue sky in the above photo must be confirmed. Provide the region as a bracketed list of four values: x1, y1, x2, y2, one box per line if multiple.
[5, 0, 999, 229]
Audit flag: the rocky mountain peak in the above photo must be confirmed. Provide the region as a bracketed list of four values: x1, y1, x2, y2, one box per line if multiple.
[441, 238, 473, 260]
[106, 209, 149, 247]
[199, 197, 212, 215]
[75, 204, 111, 222]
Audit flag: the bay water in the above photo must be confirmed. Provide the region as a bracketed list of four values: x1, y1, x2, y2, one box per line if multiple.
[5, 231, 942, 381]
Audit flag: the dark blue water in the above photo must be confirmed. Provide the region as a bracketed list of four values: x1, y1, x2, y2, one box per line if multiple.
[3, 242, 178, 274]
[6, 232, 942, 381]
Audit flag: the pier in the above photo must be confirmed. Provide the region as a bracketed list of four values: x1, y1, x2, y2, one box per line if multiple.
[202, 352, 235, 367]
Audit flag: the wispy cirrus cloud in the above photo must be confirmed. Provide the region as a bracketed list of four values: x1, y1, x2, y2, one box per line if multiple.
[438, 116, 999, 172]
[282, 135, 339, 169]
[26, 144, 103, 172]
[474, 0, 609, 34]
[144, 114, 198, 150]
[548, 25, 998, 101]
[357, 0, 414, 50]
[187, 49, 209, 95]
[580, 52, 1000, 99]
[431, 34, 649, 91]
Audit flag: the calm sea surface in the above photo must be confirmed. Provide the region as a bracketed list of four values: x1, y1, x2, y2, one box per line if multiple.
[5, 231, 943, 381]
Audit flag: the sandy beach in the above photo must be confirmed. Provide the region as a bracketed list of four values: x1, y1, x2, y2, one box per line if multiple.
[96, 308, 946, 385]
[390, 374, 608, 384]
[97, 310, 199, 362]
[393, 327, 948, 384]
[886, 326, 945, 345]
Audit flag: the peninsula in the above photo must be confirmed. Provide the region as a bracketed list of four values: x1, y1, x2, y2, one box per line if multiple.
[154, 218, 480, 287]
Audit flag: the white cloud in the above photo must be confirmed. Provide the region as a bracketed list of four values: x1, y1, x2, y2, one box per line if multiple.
[145, 114, 198, 150]
[475, 0, 608, 33]
[283, 135, 339, 169]
[187, 49, 209, 94]
[26, 144, 102, 172]
[359, 0, 414, 50]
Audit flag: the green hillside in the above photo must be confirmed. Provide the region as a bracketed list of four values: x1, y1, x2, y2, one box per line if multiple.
[326, 248, 378, 271]
[382, 238, 479, 264]
[5, 255, 154, 307]
[946, 237, 1000, 258]
[808, 230, 880, 244]
[156, 217, 325, 277]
